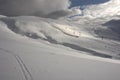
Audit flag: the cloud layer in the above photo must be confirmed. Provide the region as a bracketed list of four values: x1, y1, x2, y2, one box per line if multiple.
[1, 0, 120, 19]
[82, 0, 120, 18]
[0, 0, 71, 17]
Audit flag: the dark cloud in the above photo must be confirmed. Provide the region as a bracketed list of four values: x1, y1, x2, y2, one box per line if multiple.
[0, 0, 71, 18]
[45, 10, 72, 19]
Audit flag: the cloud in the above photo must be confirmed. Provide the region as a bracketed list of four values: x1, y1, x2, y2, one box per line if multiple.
[2, 0, 120, 19]
[0, 0, 71, 18]
[82, 0, 120, 18]
[45, 7, 82, 19]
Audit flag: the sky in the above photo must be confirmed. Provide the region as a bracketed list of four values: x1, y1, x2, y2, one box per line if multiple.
[71, 0, 109, 7]
[0, 0, 70, 16]
[0, 0, 119, 19]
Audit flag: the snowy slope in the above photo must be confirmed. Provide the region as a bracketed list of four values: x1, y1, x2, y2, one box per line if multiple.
[0, 15, 120, 80]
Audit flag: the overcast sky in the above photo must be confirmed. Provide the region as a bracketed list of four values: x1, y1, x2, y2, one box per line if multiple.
[0, 0, 70, 16]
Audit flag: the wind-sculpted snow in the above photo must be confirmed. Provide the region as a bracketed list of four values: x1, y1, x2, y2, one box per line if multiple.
[0, 16, 120, 60]
[0, 16, 82, 41]
[1, 14, 120, 80]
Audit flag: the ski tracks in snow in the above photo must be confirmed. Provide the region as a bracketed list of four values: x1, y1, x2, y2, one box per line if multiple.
[0, 48, 33, 80]
[15, 55, 33, 80]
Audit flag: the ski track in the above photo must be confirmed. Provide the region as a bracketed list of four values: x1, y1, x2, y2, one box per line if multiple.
[0, 48, 33, 80]
[15, 55, 33, 80]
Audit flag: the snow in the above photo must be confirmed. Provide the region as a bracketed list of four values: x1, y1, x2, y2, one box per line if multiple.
[1, 0, 120, 79]
[0, 14, 120, 80]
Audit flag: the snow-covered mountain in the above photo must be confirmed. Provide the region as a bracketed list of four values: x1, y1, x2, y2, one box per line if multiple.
[0, 15, 120, 80]
[0, 0, 120, 80]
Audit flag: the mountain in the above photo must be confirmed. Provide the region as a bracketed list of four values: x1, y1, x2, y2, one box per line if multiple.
[0, 15, 120, 80]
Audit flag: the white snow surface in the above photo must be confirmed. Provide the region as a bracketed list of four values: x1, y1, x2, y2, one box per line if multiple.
[0, 14, 120, 80]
